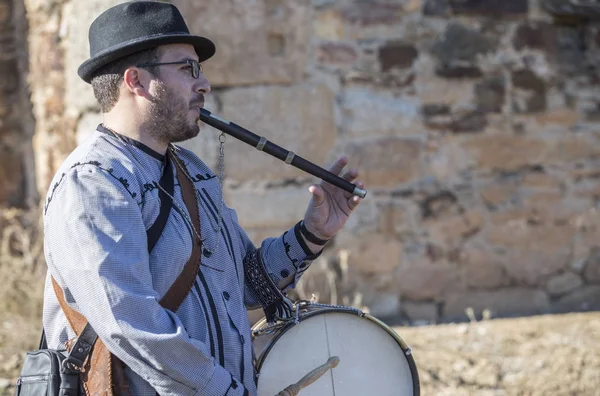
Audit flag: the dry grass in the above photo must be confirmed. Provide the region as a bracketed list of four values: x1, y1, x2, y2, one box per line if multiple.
[0, 207, 46, 392]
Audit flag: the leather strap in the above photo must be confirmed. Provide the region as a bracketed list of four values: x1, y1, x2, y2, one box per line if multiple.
[50, 148, 203, 394]
[147, 155, 174, 253]
[159, 149, 203, 312]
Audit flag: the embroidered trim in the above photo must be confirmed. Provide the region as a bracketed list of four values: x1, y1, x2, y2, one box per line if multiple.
[191, 173, 217, 182]
[243, 248, 292, 323]
[44, 161, 138, 214]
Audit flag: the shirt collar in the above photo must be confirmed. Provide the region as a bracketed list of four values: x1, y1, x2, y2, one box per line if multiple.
[96, 124, 165, 162]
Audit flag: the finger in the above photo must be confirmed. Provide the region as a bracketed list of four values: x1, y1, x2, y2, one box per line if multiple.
[341, 168, 359, 182]
[348, 194, 362, 210]
[309, 184, 326, 205]
[328, 156, 348, 176]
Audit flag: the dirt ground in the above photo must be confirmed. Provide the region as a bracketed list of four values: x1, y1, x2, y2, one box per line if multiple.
[1, 311, 598, 395]
[395, 312, 600, 396]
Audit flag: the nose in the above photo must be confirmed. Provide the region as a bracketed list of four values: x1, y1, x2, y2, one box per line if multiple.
[194, 73, 211, 95]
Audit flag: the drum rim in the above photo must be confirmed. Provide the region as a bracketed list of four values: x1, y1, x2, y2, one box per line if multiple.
[253, 306, 421, 396]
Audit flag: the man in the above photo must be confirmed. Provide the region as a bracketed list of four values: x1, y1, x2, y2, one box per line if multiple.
[42, 1, 363, 395]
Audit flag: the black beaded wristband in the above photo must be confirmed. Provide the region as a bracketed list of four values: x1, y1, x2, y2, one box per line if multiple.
[299, 221, 329, 246]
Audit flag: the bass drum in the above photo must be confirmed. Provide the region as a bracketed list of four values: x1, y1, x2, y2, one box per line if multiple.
[252, 304, 420, 396]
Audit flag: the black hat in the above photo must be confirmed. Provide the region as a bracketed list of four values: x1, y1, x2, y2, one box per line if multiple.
[78, 1, 215, 83]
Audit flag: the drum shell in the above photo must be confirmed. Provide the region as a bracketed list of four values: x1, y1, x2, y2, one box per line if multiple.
[252, 307, 420, 396]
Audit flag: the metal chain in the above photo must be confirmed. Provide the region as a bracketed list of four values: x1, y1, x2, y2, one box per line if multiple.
[166, 147, 204, 244]
[214, 133, 226, 238]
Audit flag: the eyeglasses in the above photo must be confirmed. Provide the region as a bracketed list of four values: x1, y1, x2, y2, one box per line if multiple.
[136, 59, 203, 79]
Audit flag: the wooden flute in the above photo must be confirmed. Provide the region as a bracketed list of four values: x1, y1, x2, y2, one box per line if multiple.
[199, 109, 367, 199]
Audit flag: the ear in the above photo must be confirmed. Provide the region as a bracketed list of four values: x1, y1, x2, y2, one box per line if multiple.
[123, 67, 149, 98]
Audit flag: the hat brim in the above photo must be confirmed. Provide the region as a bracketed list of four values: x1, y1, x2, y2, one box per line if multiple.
[77, 33, 216, 83]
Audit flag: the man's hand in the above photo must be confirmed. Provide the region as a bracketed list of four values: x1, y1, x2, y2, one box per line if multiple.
[302, 156, 364, 246]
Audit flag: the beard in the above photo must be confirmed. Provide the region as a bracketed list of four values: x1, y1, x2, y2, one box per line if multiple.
[142, 80, 200, 145]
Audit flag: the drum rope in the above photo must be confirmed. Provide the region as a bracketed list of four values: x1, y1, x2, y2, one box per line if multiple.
[252, 302, 363, 338]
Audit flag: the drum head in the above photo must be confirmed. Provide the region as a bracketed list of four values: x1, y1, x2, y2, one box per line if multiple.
[255, 310, 418, 396]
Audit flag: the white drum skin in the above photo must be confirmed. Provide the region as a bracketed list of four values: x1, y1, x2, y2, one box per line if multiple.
[253, 309, 419, 396]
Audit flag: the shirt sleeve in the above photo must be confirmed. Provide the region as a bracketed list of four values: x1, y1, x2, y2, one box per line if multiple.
[44, 164, 249, 396]
[229, 209, 322, 308]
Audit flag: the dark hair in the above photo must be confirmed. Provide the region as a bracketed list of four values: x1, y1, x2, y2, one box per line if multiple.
[90, 47, 162, 112]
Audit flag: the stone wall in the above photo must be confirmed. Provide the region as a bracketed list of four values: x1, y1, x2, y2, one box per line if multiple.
[0, 0, 35, 207]
[23, 0, 600, 323]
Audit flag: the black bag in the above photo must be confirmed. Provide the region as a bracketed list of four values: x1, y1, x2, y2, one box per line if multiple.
[15, 157, 175, 396]
[15, 349, 81, 396]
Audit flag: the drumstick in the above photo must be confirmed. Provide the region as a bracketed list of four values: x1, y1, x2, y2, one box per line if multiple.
[276, 356, 340, 396]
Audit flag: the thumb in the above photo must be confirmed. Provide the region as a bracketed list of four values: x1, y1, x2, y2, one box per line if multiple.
[308, 184, 325, 206]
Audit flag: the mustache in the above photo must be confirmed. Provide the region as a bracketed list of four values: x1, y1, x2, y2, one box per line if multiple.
[190, 94, 205, 108]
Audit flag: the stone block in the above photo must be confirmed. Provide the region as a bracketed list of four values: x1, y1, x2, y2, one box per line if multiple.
[171, 0, 312, 86]
[535, 109, 580, 128]
[447, 110, 488, 133]
[419, 190, 460, 219]
[513, 22, 558, 53]
[583, 247, 600, 283]
[444, 288, 550, 321]
[340, 1, 409, 26]
[377, 200, 421, 237]
[416, 65, 476, 106]
[486, 223, 575, 286]
[520, 190, 589, 222]
[545, 272, 583, 297]
[314, 2, 418, 41]
[435, 65, 483, 79]
[403, 302, 438, 323]
[0, 59, 19, 94]
[521, 172, 563, 190]
[423, 0, 450, 16]
[379, 42, 419, 71]
[340, 234, 402, 275]
[512, 69, 547, 114]
[459, 245, 511, 289]
[344, 137, 422, 188]
[424, 137, 473, 182]
[432, 24, 497, 64]
[425, 210, 484, 247]
[396, 259, 459, 301]
[217, 84, 336, 182]
[479, 181, 518, 208]
[546, 137, 600, 164]
[0, 145, 23, 206]
[553, 286, 600, 313]
[475, 76, 506, 113]
[366, 292, 401, 319]
[224, 183, 310, 230]
[317, 41, 358, 66]
[314, 9, 345, 40]
[341, 86, 422, 138]
[422, 104, 450, 117]
[337, 198, 380, 237]
[431, 23, 496, 80]
[462, 135, 549, 171]
[449, 0, 528, 17]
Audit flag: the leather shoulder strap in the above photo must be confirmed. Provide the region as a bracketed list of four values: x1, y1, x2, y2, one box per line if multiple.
[158, 149, 203, 312]
[147, 154, 174, 252]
